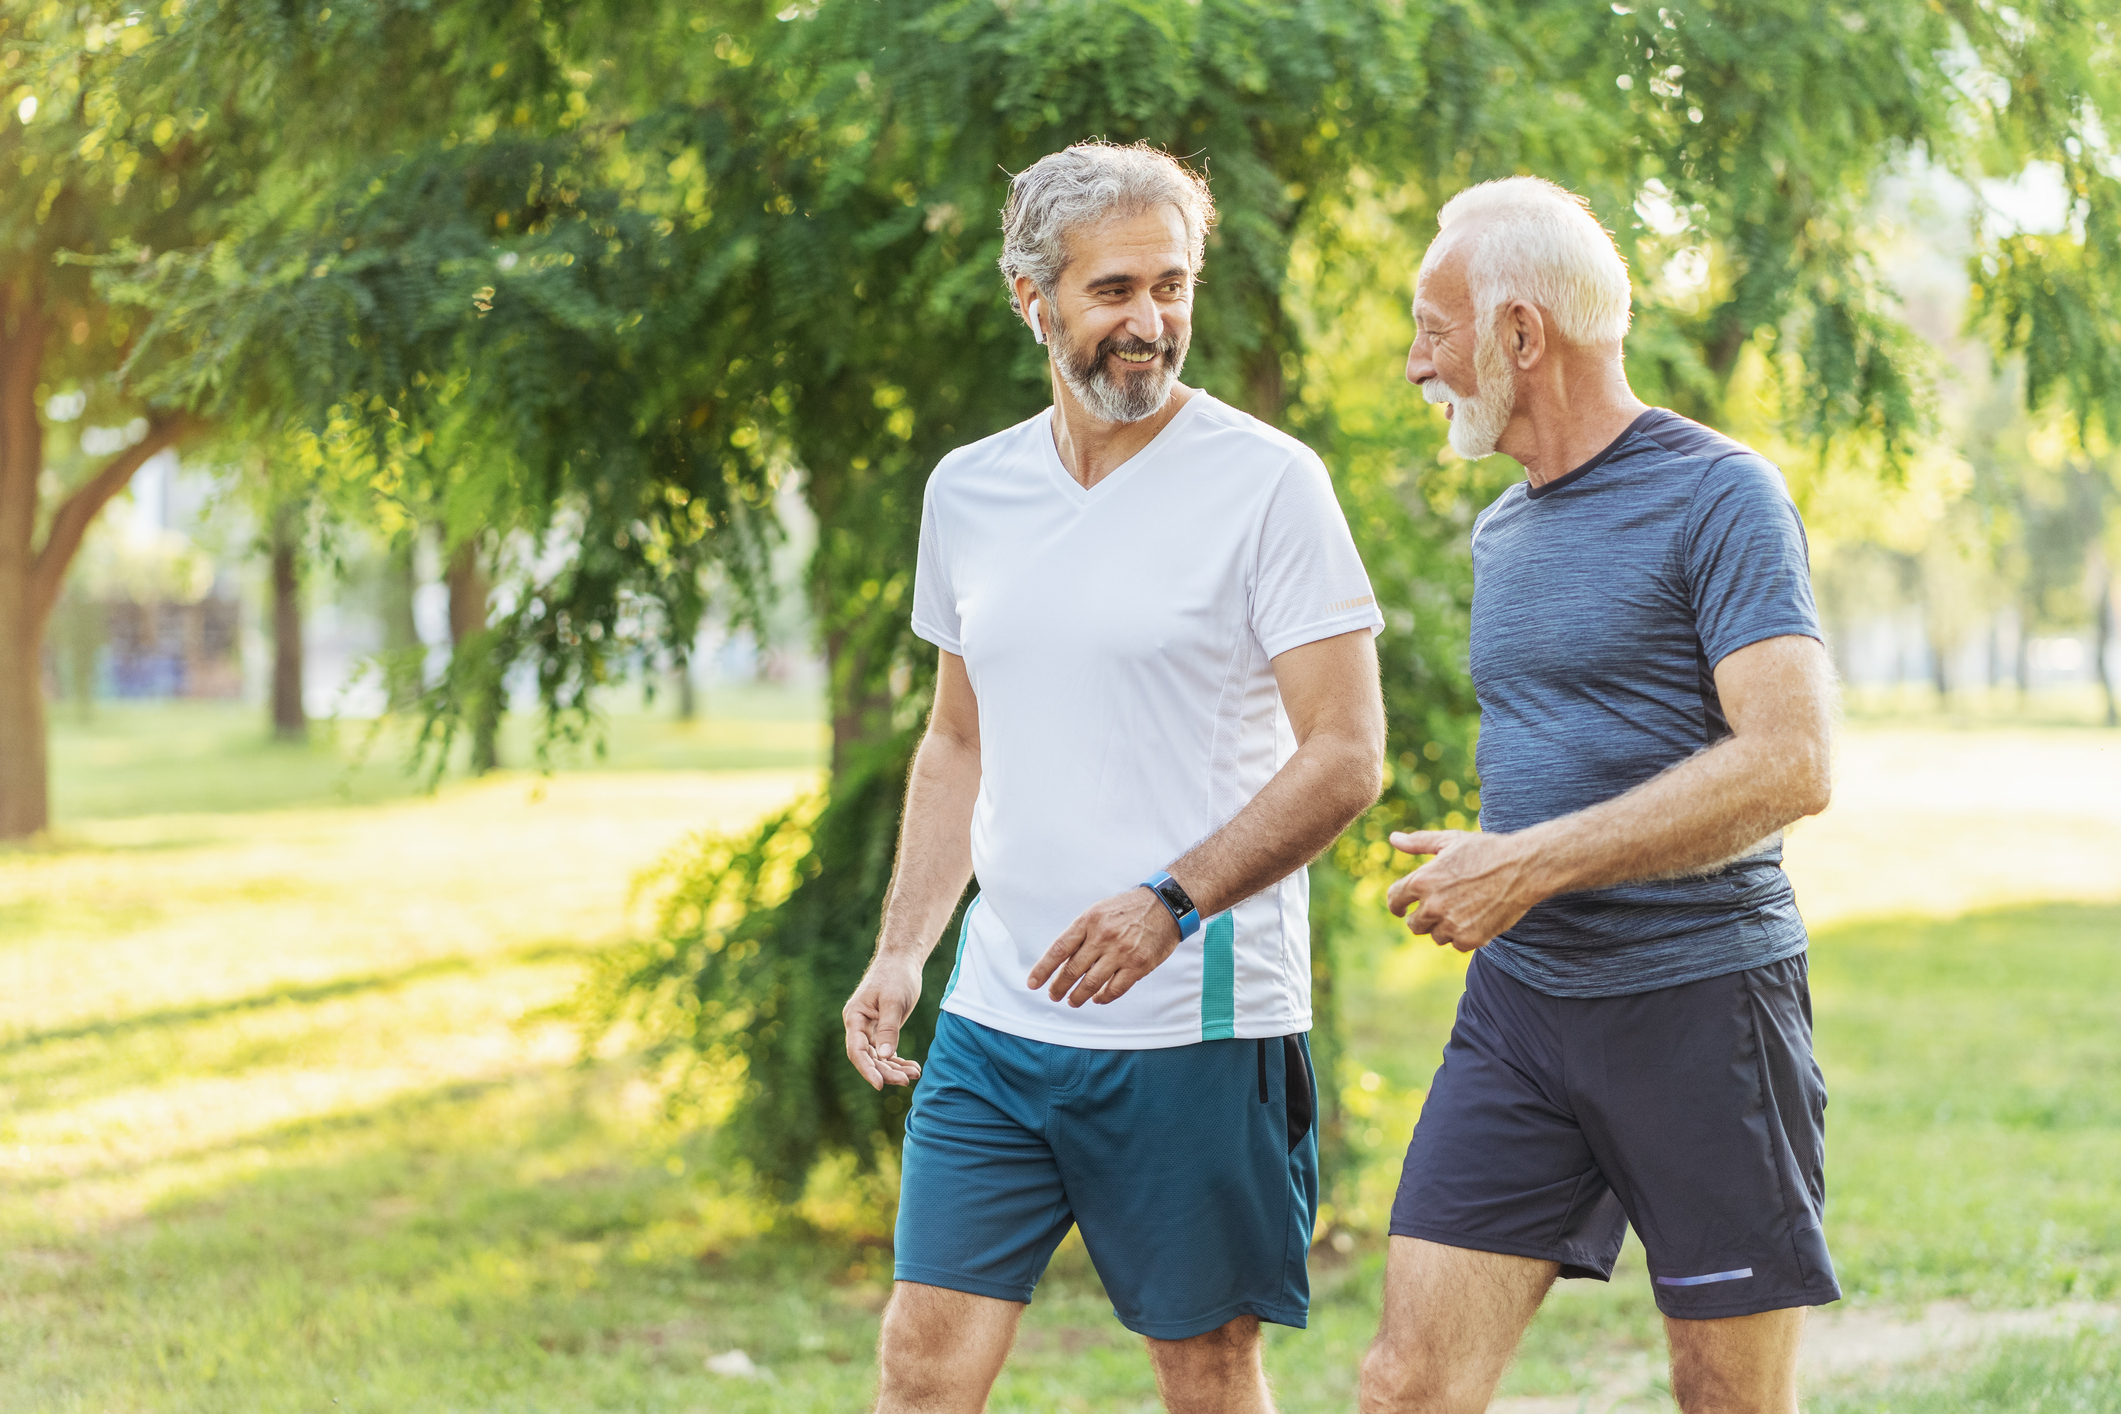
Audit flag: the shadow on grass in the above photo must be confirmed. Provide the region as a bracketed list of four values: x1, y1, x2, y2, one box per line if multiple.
[0, 941, 599, 1057]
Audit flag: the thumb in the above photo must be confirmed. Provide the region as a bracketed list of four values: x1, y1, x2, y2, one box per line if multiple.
[1392, 830, 1463, 856]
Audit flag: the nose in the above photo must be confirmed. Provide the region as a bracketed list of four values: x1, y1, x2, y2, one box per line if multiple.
[1406, 330, 1435, 387]
[1123, 289, 1165, 344]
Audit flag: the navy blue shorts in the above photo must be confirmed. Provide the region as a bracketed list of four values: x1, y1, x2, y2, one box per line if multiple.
[1391, 951, 1841, 1320]
[895, 1011, 1319, 1340]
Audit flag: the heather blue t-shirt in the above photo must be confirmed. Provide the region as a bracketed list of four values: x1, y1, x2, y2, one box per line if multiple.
[1470, 409, 1821, 998]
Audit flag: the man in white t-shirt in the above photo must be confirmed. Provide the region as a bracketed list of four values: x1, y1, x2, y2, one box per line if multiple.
[840, 141, 1386, 1414]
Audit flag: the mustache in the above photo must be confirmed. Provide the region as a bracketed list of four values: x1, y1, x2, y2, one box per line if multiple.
[1095, 330, 1181, 366]
[1422, 379, 1464, 405]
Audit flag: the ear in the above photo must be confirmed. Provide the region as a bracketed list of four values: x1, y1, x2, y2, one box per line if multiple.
[1506, 300, 1547, 371]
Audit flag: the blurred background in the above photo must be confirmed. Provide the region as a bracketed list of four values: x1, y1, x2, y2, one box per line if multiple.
[2, 1, 2117, 1410]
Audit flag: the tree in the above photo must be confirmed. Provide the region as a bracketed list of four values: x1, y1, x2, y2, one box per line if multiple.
[109, 0, 2121, 1196]
[0, 0, 198, 834]
[1, 0, 529, 835]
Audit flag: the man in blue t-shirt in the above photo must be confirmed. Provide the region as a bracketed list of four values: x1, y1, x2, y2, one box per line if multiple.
[1359, 177, 1841, 1413]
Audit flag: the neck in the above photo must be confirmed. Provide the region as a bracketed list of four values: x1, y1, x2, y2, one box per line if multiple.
[1049, 373, 1194, 489]
[1495, 351, 1648, 487]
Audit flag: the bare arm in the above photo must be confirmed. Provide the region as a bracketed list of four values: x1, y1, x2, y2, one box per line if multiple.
[1027, 628, 1386, 1007]
[840, 651, 980, 1089]
[1386, 634, 1836, 950]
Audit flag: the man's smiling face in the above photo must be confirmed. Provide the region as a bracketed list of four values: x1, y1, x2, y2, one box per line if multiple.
[1407, 232, 1518, 460]
[1044, 205, 1195, 424]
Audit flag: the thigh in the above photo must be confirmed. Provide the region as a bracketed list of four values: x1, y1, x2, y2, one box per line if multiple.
[1144, 1316, 1272, 1414]
[1359, 1236, 1556, 1414]
[1569, 956, 1842, 1321]
[1056, 1032, 1319, 1341]
[1392, 954, 1628, 1280]
[895, 1013, 1076, 1304]
[877, 1282, 1024, 1414]
[1665, 1307, 1805, 1414]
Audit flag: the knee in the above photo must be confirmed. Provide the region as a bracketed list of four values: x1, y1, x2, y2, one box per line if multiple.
[875, 1309, 969, 1413]
[1669, 1365, 1796, 1414]
[1357, 1335, 1481, 1414]
[1358, 1336, 1421, 1413]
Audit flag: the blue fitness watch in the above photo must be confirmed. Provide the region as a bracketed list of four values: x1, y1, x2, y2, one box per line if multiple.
[1141, 870, 1201, 940]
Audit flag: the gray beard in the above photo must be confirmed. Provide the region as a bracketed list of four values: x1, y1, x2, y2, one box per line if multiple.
[1052, 316, 1187, 424]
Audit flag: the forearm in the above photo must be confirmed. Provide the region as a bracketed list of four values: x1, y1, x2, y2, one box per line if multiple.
[1518, 728, 1830, 897]
[1169, 729, 1382, 917]
[873, 728, 980, 964]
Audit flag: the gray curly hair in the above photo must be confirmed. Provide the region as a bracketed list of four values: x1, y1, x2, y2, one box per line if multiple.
[998, 141, 1216, 316]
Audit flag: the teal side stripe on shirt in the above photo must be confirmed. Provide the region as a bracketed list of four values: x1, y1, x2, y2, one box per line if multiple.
[942, 896, 978, 1001]
[1200, 912, 1236, 1040]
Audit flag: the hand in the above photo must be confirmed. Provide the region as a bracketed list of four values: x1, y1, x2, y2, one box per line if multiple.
[1028, 886, 1184, 1007]
[842, 953, 926, 1090]
[1385, 829, 1544, 952]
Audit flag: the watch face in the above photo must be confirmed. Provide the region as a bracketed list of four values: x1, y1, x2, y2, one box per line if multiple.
[1153, 877, 1195, 918]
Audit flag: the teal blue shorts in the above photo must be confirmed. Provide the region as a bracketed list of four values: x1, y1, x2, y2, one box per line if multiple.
[894, 1010, 1319, 1340]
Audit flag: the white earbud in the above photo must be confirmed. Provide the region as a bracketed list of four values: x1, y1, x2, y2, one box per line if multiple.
[1028, 298, 1047, 346]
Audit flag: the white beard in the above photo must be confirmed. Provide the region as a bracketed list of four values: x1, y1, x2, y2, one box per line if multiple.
[1423, 317, 1517, 459]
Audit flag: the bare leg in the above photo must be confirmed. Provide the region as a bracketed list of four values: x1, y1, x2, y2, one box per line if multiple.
[874, 1282, 1024, 1414]
[1145, 1315, 1274, 1414]
[1666, 1307, 1806, 1414]
[1358, 1236, 1557, 1414]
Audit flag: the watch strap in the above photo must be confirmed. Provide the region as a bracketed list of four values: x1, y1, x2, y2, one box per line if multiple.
[1142, 870, 1202, 940]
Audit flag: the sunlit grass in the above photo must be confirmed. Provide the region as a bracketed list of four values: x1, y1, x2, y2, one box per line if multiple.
[44, 688, 827, 823]
[1, 713, 2117, 1408]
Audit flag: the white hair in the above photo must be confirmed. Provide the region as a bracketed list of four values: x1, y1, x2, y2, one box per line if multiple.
[1423, 176, 1632, 346]
[998, 142, 1216, 316]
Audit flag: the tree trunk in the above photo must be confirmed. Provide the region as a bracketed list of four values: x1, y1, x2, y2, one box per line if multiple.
[2015, 600, 2033, 703]
[379, 534, 422, 711]
[2097, 567, 2118, 729]
[270, 504, 307, 742]
[445, 533, 500, 773]
[672, 647, 697, 721]
[0, 285, 53, 838]
[0, 568, 49, 839]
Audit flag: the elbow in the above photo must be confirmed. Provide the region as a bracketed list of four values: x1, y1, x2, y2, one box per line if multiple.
[1795, 745, 1832, 819]
[1342, 733, 1388, 820]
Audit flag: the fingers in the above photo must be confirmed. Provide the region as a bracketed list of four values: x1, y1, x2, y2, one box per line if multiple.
[1027, 918, 1089, 990]
[1048, 949, 1097, 1002]
[1091, 968, 1143, 1005]
[1391, 829, 1462, 856]
[877, 1054, 923, 1084]
[1066, 956, 1121, 1008]
[1385, 870, 1426, 918]
[843, 1009, 883, 1089]
[845, 1003, 924, 1088]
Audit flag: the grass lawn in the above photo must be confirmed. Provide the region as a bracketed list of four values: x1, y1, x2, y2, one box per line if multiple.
[43, 688, 828, 823]
[1, 715, 2117, 1409]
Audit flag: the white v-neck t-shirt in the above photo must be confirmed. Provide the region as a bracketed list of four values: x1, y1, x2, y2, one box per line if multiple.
[911, 392, 1385, 1049]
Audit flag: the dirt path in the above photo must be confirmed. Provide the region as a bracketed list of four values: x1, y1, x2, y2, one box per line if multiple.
[1491, 1300, 2121, 1412]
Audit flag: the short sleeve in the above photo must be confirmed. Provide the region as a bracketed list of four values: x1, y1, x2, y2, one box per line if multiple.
[1251, 452, 1387, 659]
[1683, 456, 1821, 668]
[910, 473, 962, 655]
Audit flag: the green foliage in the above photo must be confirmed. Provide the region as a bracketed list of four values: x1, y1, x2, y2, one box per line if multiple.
[577, 734, 963, 1195]
[57, 0, 2121, 1189]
